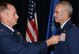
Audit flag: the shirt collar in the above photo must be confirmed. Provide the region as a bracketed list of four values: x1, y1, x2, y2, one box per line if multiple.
[61, 18, 70, 29]
[2, 23, 14, 32]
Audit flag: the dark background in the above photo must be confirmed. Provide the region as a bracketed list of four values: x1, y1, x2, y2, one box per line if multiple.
[0, 0, 79, 41]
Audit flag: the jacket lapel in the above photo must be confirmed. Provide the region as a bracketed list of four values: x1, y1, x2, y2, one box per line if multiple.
[61, 20, 73, 33]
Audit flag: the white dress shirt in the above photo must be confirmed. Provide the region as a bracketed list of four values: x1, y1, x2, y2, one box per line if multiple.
[61, 18, 70, 29]
[2, 23, 14, 32]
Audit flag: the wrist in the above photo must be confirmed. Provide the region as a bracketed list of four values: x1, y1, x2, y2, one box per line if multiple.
[46, 39, 52, 47]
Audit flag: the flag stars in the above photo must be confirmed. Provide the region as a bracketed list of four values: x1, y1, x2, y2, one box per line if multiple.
[28, 0, 36, 19]
[31, 9, 33, 11]
[29, 4, 31, 6]
[34, 3, 36, 6]
[30, 16, 33, 18]
[31, 5, 34, 7]
[29, 8, 30, 10]
[32, 1, 34, 3]
[29, 0, 31, 2]
[28, 11, 30, 14]
[30, 12, 33, 14]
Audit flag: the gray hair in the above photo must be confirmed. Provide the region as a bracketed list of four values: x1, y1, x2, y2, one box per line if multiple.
[57, 1, 73, 17]
[0, 2, 13, 13]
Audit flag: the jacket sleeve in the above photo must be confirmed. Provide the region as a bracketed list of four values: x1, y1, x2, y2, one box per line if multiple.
[0, 31, 47, 54]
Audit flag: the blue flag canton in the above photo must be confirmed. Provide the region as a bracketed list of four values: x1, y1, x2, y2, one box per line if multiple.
[48, 17, 56, 38]
[28, 0, 36, 19]
[46, 0, 59, 39]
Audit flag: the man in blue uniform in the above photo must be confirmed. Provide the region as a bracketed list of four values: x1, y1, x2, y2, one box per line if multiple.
[0, 2, 60, 54]
[54, 1, 79, 54]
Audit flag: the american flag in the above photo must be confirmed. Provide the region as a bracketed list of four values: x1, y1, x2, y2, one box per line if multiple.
[26, 0, 38, 42]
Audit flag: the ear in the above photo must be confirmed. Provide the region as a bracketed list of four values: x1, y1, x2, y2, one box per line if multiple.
[0, 12, 6, 19]
[65, 11, 68, 17]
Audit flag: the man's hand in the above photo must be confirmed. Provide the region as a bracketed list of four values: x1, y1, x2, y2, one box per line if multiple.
[46, 35, 60, 47]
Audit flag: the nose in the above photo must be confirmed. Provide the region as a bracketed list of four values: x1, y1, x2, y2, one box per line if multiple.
[16, 14, 19, 19]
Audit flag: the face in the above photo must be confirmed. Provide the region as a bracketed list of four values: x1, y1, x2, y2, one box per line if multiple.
[53, 4, 66, 24]
[2, 4, 19, 27]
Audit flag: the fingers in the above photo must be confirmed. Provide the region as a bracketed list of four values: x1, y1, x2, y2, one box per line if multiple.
[46, 35, 60, 47]
[51, 35, 60, 44]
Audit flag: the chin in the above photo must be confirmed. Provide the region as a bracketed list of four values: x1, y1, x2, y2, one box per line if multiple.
[55, 19, 58, 23]
[13, 23, 17, 26]
[15, 23, 17, 25]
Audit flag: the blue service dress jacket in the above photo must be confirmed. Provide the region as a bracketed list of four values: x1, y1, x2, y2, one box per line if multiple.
[0, 23, 47, 54]
[55, 20, 79, 54]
